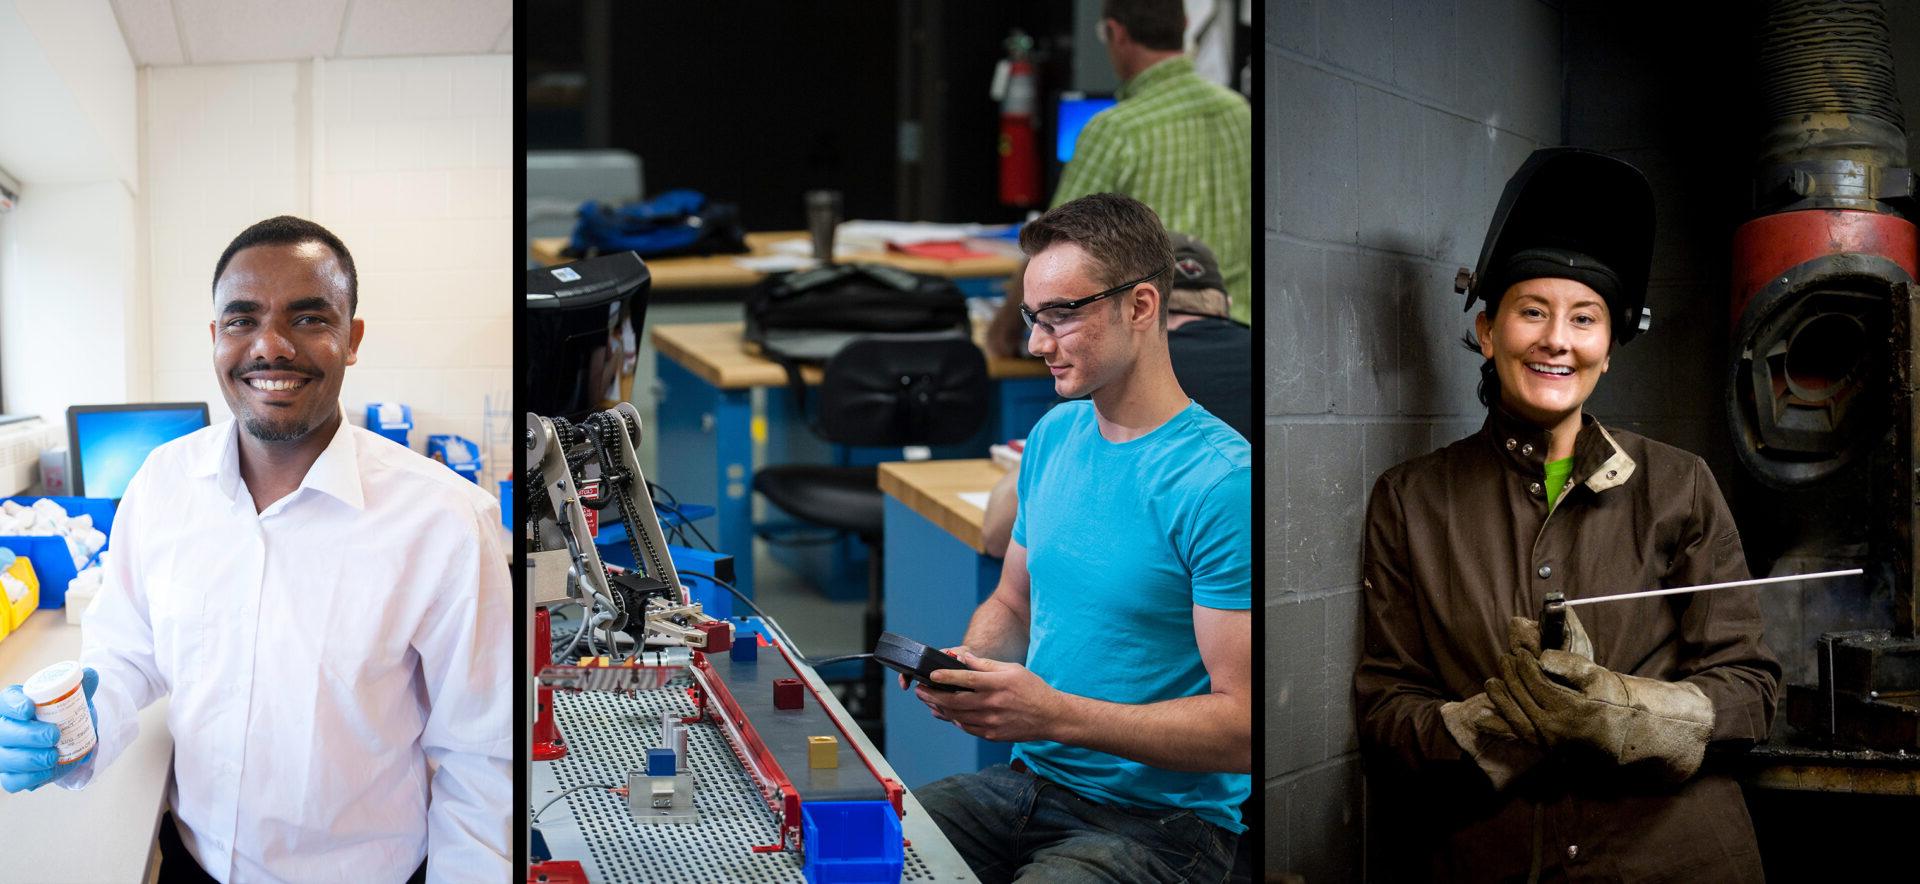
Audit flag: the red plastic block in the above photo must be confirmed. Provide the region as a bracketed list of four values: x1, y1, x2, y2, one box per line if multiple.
[773, 677, 804, 710]
[697, 619, 733, 655]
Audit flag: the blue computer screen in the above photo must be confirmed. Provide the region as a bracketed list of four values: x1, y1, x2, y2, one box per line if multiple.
[72, 406, 209, 498]
[1056, 96, 1117, 164]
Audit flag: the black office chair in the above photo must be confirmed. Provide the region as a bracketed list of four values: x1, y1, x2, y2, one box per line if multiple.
[753, 332, 991, 740]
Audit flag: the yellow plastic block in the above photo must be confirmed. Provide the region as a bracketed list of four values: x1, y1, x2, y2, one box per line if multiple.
[808, 735, 838, 769]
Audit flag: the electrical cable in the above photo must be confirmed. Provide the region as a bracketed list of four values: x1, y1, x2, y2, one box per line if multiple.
[807, 653, 875, 668]
[648, 483, 718, 552]
[531, 783, 623, 824]
[674, 568, 808, 661]
[676, 569, 871, 670]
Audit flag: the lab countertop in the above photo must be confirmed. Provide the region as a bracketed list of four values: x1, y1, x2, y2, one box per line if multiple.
[0, 611, 171, 882]
[877, 459, 1009, 555]
[531, 231, 1021, 287]
[653, 321, 1048, 390]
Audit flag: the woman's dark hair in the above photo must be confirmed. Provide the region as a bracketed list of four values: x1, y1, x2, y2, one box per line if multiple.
[1461, 331, 1499, 408]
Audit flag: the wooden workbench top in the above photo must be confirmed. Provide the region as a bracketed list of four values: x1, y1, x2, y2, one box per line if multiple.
[877, 459, 1008, 556]
[652, 321, 1051, 390]
[532, 230, 1022, 287]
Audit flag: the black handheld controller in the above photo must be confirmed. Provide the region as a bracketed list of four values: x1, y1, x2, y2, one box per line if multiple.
[1540, 592, 1567, 651]
[874, 631, 973, 692]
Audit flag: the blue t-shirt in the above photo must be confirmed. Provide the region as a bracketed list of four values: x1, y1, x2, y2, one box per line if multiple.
[1010, 400, 1252, 832]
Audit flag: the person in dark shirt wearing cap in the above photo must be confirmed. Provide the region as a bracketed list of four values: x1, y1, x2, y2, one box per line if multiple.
[1353, 149, 1779, 882]
[1163, 232, 1251, 441]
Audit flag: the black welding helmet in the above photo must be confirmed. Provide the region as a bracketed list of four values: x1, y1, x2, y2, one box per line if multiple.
[1457, 148, 1656, 344]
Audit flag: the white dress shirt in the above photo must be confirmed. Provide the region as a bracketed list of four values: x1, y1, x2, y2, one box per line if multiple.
[68, 418, 511, 883]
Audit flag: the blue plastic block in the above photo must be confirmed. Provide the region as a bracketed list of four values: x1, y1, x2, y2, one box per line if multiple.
[730, 631, 759, 662]
[0, 496, 118, 609]
[801, 801, 904, 883]
[646, 747, 676, 776]
[499, 480, 512, 529]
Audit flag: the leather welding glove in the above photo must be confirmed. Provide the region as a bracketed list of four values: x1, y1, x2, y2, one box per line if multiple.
[1486, 648, 1714, 782]
[0, 668, 98, 792]
[1440, 692, 1544, 790]
[1438, 608, 1597, 789]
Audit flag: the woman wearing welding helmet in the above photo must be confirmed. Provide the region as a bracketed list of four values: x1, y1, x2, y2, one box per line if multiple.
[1352, 148, 1781, 883]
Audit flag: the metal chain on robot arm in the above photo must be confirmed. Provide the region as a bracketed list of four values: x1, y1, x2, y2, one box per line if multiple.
[527, 404, 724, 666]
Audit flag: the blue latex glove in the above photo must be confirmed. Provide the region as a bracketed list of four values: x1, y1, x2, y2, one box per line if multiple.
[0, 667, 98, 792]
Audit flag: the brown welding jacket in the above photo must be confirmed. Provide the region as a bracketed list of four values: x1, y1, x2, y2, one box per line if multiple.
[1355, 408, 1781, 883]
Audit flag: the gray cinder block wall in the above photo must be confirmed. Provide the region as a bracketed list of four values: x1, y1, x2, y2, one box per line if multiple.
[1267, 1, 1565, 880]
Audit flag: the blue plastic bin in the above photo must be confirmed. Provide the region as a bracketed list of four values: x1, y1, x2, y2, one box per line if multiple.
[426, 434, 482, 483]
[365, 402, 413, 448]
[801, 801, 904, 883]
[0, 496, 117, 610]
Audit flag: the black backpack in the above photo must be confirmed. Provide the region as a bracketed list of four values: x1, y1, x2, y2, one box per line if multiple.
[744, 263, 971, 425]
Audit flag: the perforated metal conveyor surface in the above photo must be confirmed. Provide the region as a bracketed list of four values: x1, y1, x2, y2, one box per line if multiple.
[532, 679, 975, 882]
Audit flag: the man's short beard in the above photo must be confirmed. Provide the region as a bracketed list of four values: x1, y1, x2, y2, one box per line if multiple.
[241, 413, 319, 443]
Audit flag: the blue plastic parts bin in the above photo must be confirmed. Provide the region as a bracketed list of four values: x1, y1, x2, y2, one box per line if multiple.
[426, 434, 482, 483]
[801, 801, 904, 883]
[0, 496, 117, 610]
[365, 402, 413, 448]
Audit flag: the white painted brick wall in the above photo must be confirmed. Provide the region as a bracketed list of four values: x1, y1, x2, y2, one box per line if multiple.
[143, 55, 511, 483]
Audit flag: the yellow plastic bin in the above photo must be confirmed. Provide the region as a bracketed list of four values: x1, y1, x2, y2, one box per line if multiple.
[1, 556, 40, 637]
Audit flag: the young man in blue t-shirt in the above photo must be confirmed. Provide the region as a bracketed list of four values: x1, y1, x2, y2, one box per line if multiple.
[911, 192, 1252, 882]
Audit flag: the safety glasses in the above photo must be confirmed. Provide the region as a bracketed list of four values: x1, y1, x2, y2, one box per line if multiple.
[1019, 266, 1166, 336]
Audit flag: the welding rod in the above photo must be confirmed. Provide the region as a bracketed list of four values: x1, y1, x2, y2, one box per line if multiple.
[1559, 568, 1864, 607]
[1540, 567, 1862, 650]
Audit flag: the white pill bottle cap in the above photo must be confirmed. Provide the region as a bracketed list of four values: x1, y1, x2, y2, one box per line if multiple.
[23, 660, 83, 704]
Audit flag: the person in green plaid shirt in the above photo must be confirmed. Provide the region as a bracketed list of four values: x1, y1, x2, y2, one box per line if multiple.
[1056, 0, 1252, 324]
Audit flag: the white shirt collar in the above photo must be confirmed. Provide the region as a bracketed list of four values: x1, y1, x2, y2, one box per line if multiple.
[190, 410, 367, 511]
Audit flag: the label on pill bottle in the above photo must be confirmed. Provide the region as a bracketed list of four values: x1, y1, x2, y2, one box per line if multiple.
[23, 661, 96, 765]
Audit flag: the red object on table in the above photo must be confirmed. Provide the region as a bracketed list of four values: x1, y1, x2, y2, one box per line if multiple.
[887, 240, 997, 261]
[697, 619, 733, 655]
[773, 677, 804, 710]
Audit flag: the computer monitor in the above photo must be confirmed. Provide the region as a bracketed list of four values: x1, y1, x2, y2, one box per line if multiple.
[1055, 93, 1117, 164]
[67, 403, 211, 499]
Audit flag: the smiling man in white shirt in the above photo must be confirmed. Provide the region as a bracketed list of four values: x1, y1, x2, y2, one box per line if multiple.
[0, 216, 511, 882]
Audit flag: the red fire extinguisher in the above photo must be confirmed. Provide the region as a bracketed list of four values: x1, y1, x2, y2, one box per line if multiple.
[994, 30, 1041, 208]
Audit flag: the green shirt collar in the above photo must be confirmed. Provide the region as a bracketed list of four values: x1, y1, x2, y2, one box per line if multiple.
[1117, 55, 1192, 102]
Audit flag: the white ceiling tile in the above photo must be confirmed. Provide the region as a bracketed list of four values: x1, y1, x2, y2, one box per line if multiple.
[109, 0, 511, 66]
[172, 0, 346, 65]
[108, 0, 185, 66]
[337, 0, 512, 58]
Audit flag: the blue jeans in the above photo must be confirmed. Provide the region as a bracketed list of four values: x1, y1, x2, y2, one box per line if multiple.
[918, 763, 1237, 883]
